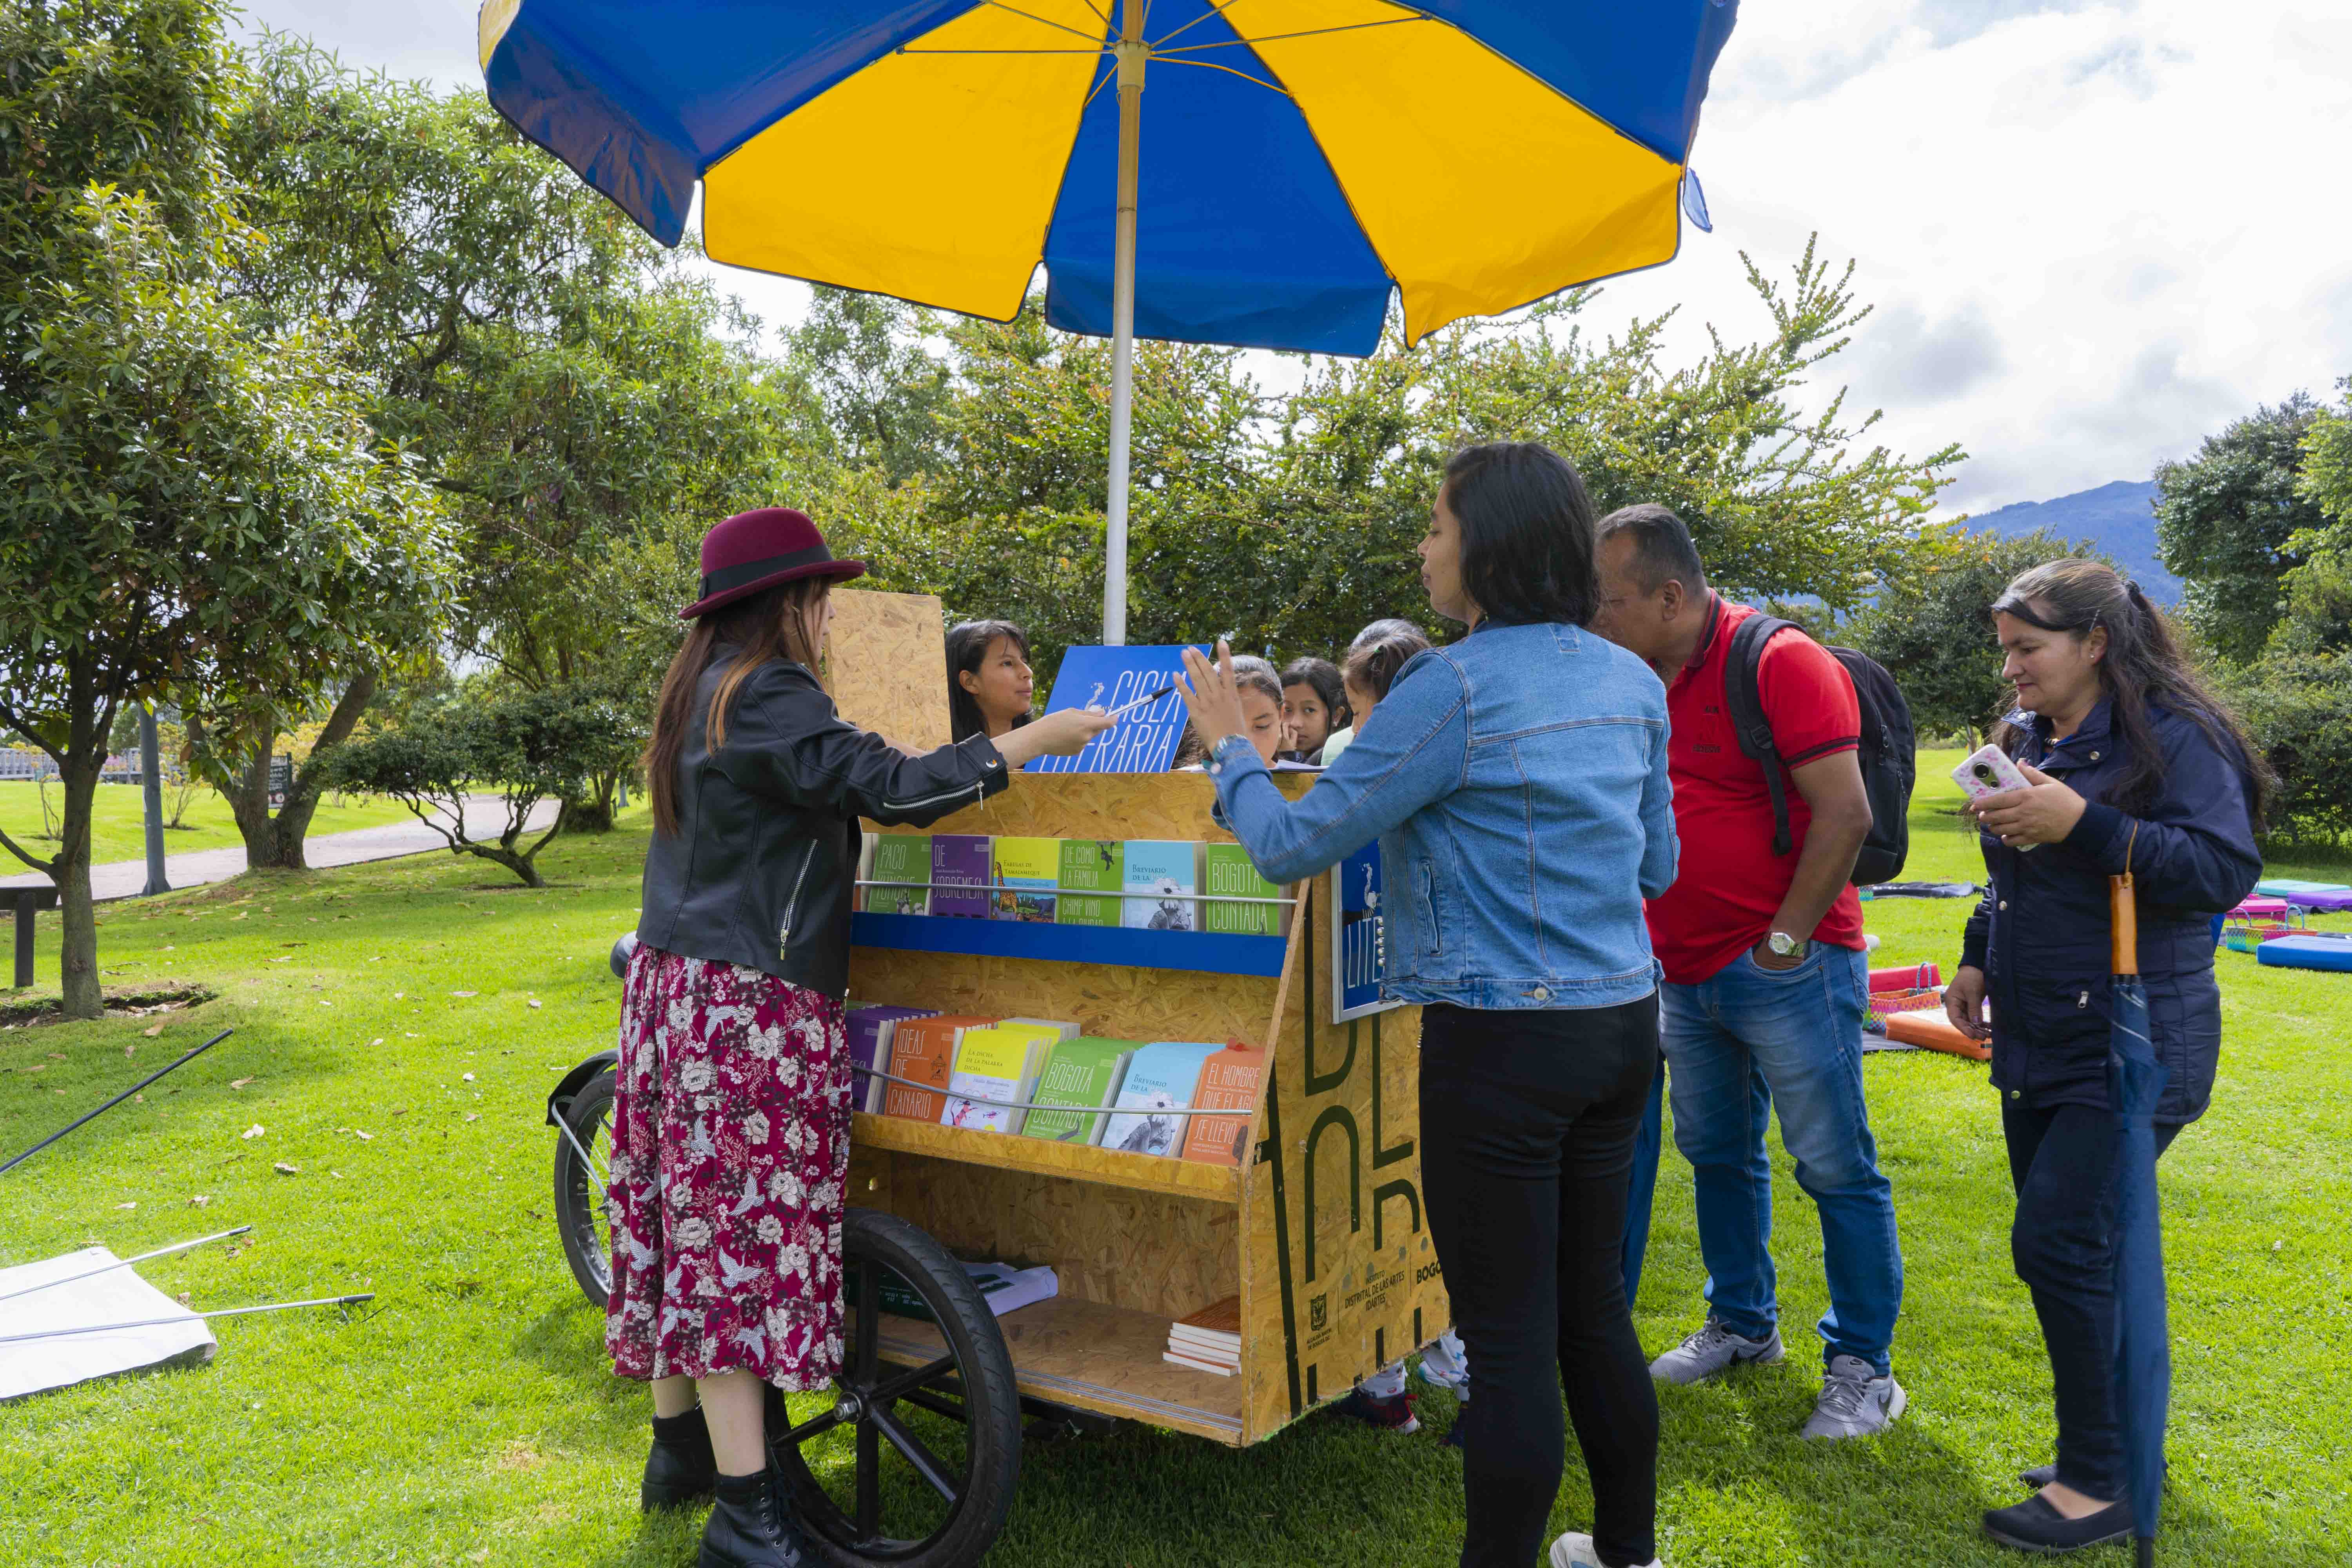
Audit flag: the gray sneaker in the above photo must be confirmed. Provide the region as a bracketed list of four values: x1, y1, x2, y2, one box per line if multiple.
[1647, 1316, 1785, 1385]
[1800, 1354, 1907, 1439]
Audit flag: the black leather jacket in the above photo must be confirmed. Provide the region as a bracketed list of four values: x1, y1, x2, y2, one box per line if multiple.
[637, 655, 1010, 998]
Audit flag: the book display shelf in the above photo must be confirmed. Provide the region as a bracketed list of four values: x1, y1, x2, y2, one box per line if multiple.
[825, 588, 1450, 1448]
[847, 768, 1451, 1446]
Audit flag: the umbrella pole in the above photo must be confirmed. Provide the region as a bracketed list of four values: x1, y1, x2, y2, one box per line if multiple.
[1102, 3, 1145, 646]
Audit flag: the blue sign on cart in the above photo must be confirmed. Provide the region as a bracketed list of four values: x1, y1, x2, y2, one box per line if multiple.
[1027, 644, 1207, 774]
[1332, 840, 1399, 1021]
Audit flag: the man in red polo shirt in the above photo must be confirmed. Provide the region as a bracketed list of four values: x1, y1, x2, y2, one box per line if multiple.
[1592, 504, 1907, 1441]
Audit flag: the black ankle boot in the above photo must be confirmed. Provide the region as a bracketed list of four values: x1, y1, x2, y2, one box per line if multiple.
[698, 1468, 815, 1568]
[642, 1406, 717, 1512]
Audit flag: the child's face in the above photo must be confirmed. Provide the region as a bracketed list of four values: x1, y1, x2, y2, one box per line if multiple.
[1240, 687, 1285, 765]
[1343, 676, 1376, 727]
[1281, 682, 1331, 753]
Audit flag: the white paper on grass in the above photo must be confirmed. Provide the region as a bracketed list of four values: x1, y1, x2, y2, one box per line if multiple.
[0, 1246, 216, 1402]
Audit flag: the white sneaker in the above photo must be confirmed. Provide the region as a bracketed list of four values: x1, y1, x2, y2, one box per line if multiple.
[1799, 1353, 1907, 1439]
[1550, 1532, 1663, 1568]
[1647, 1315, 1785, 1385]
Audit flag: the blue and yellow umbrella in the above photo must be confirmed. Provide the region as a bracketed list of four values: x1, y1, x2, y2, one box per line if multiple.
[479, 0, 1739, 635]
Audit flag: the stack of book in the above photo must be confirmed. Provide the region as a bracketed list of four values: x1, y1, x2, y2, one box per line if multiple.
[1163, 1296, 1242, 1376]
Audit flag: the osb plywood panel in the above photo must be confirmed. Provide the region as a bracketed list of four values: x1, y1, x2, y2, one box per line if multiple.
[849, 949, 1285, 1054]
[849, 1111, 1241, 1203]
[893, 767, 1313, 846]
[869, 1295, 1245, 1444]
[882, 1154, 1240, 1319]
[826, 589, 949, 750]
[1238, 873, 1446, 1444]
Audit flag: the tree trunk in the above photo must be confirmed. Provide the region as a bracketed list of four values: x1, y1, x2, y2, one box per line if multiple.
[56, 667, 106, 1020]
[469, 843, 546, 887]
[263, 672, 379, 869]
[218, 731, 279, 864]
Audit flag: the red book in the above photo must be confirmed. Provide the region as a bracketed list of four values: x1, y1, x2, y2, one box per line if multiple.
[883, 1015, 993, 1122]
[1180, 1043, 1265, 1166]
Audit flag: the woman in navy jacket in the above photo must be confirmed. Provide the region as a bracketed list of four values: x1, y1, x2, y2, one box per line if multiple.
[1942, 558, 2267, 1555]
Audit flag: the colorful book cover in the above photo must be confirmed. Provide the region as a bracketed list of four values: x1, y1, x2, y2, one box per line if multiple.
[940, 1022, 1060, 1135]
[1202, 844, 1282, 936]
[1056, 839, 1125, 927]
[989, 837, 1061, 924]
[1100, 1041, 1221, 1158]
[883, 1014, 991, 1122]
[1020, 1038, 1139, 1145]
[1121, 840, 1201, 933]
[1180, 1043, 1267, 1166]
[845, 1004, 936, 1113]
[865, 834, 931, 916]
[930, 834, 991, 919]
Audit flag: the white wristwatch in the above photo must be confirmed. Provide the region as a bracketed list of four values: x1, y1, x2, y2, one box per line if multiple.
[1767, 931, 1808, 960]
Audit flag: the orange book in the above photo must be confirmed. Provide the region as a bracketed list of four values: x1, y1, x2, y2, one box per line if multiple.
[883, 1014, 995, 1122]
[1180, 1043, 1266, 1166]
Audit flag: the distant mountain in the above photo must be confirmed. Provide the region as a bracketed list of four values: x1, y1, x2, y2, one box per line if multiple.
[1960, 480, 2178, 602]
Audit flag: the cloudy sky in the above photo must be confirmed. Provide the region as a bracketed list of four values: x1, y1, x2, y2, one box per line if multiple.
[237, 1, 2352, 515]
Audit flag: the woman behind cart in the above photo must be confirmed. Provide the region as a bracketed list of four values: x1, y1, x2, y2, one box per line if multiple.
[1177, 442, 1678, 1568]
[945, 618, 1035, 742]
[1942, 558, 2265, 1555]
[617, 509, 1112, 1568]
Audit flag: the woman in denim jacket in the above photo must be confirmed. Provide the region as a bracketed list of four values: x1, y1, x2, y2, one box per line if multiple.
[1178, 442, 1678, 1568]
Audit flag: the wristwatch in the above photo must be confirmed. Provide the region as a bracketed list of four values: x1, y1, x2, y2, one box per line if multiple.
[1767, 931, 1809, 960]
[1206, 733, 1256, 775]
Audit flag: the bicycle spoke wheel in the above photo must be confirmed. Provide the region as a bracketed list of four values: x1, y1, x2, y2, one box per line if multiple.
[550, 1069, 617, 1309]
[771, 1209, 1020, 1568]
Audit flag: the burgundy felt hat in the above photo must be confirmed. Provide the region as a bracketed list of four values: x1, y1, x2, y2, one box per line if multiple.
[679, 507, 866, 619]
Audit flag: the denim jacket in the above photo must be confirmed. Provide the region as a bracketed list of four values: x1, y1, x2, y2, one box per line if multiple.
[1209, 620, 1677, 1010]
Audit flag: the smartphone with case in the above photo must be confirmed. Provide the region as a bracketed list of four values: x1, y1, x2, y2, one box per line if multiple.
[1952, 744, 2039, 851]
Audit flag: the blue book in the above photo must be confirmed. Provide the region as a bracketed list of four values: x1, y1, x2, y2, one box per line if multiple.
[1121, 840, 1201, 932]
[1100, 1042, 1223, 1158]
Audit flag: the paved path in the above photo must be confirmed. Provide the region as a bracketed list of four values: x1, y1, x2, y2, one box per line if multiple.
[0, 797, 561, 903]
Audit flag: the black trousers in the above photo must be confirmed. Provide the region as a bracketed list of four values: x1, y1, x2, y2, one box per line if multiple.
[1419, 995, 1661, 1568]
[2003, 1100, 2183, 1500]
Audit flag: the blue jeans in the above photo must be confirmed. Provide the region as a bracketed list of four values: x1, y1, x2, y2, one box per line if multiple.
[1659, 943, 1903, 1373]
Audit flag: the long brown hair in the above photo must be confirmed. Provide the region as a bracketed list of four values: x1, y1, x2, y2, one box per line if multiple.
[644, 579, 830, 837]
[1991, 558, 2273, 831]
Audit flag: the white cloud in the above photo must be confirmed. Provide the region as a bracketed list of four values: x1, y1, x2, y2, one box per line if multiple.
[240, 0, 2352, 514]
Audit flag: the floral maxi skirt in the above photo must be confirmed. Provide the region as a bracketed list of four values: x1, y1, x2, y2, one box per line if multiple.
[605, 944, 850, 1390]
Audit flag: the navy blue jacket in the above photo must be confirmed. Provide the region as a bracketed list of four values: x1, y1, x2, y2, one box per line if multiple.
[1960, 699, 2260, 1125]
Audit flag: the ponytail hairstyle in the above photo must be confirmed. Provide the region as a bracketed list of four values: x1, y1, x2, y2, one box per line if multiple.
[1990, 558, 2272, 831]
[643, 578, 832, 838]
[1342, 618, 1434, 706]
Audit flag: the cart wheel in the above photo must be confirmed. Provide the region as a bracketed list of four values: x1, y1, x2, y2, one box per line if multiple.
[769, 1208, 1022, 1567]
[551, 1068, 616, 1309]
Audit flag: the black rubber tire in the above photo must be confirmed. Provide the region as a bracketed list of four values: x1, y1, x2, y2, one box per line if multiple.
[770, 1207, 1022, 1568]
[551, 1068, 616, 1310]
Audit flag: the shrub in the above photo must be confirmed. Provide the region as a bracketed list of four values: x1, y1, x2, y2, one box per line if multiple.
[2216, 654, 2352, 846]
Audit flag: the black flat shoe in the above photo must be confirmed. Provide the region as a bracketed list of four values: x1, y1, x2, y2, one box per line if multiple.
[642, 1406, 717, 1512]
[1983, 1495, 2134, 1553]
[699, 1468, 816, 1568]
[2017, 1463, 2058, 1490]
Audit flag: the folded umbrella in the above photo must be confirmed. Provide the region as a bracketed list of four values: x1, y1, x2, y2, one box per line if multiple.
[2107, 833, 2167, 1568]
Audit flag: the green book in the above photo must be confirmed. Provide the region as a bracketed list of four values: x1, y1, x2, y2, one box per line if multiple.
[867, 834, 931, 915]
[1203, 844, 1281, 936]
[1020, 1038, 1138, 1146]
[1055, 839, 1125, 927]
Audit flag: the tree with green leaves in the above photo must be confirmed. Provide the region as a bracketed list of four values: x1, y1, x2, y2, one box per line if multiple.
[0, 1, 450, 1018]
[2153, 393, 2325, 663]
[317, 684, 643, 886]
[1848, 529, 2113, 747]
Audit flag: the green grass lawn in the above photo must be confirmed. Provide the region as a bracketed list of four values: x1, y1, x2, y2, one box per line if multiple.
[0, 780, 416, 870]
[1, 768, 2347, 1567]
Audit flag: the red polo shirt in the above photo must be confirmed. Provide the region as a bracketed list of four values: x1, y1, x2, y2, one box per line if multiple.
[1647, 596, 1866, 984]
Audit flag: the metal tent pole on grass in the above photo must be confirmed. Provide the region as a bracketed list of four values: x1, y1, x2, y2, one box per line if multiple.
[1101, 0, 1145, 648]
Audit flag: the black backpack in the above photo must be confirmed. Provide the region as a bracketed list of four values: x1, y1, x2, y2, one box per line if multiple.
[1722, 615, 1916, 887]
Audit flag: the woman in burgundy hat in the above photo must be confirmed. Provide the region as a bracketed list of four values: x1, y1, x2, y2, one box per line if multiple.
[608, 507, 1112, 1568]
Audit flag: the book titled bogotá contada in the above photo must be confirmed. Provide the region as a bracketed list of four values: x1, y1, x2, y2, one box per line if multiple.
[865, 834, 931, 915]
[1020, 1038, 1138, 1145]
[930, 834, 991, 919]
[988, 837, 1061, 924]
[1055, 839, 1124, 927]
[1120, 840, 1201, 933]
[1202, 844, 1281, 936]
